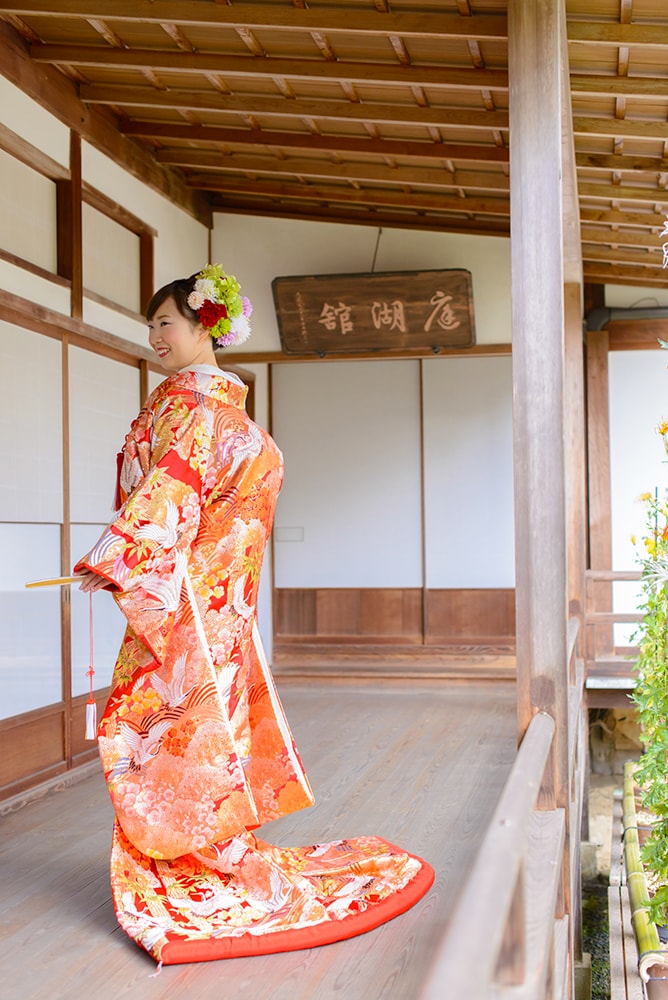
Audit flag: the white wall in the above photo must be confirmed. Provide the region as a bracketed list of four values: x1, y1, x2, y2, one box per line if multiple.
[609, 348, 668, 640]
[212, 214, 512, 354]
[606, 285, 668, 308]
[0, 76, 69, 166]
[0, 149, 58, 272]
[82, 142, 209, 295]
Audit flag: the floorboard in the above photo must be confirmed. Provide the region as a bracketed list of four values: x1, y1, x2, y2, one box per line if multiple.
[0, 680, 516, 1000]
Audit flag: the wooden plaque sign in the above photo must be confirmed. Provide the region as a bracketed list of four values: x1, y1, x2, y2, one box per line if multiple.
[272, 269, 475, 355]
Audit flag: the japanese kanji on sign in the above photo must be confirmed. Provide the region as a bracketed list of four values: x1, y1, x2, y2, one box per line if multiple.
[272, 269, 476, 355]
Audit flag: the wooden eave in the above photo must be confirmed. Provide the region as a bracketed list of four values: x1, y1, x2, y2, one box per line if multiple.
[0, 0, 667, 287]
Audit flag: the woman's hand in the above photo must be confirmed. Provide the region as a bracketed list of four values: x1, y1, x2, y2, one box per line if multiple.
[75, 571, 110, 593]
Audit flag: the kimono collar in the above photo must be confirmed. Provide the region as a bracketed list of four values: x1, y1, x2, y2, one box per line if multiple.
[164, 366, 248, 409]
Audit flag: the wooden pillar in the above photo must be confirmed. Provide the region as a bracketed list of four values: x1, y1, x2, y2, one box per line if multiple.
[509, 0, 569, 766]
[564, 283, 587, 658]
[586, 328, 614, 659]
[510, 2, 578, 988]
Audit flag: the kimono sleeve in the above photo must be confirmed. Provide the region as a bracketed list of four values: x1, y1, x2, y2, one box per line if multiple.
[74, 396, 212, 664]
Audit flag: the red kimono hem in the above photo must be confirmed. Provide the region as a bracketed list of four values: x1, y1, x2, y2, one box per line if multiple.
[156, 847, 435, 965]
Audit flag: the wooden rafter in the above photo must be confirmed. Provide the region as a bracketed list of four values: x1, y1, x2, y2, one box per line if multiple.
[119, 121, 510, 162]
[29, 45, 510, 92]
[0, 2, 508, 38]
[78, 85, 510, 132]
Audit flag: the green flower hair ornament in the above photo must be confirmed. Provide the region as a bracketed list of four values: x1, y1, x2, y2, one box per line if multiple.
[187, 263, 252, 347]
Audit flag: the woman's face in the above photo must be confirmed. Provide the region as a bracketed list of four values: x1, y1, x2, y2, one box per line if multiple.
[147, 296, 215, 371]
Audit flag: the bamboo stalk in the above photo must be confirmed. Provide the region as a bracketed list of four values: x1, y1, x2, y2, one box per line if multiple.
[622, 761, 668, 986]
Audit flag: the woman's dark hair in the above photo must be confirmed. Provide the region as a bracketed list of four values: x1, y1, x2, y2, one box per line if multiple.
[146, 273, 200, 322]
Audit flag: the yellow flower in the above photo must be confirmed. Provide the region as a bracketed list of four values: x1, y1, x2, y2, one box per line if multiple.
[657, 421, 668, 435]
[638, 492, 653, 502]
[630, 534, 637, 545]
[645, 537, 657, 555]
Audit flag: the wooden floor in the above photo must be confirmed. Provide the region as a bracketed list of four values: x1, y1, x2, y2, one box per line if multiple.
[1, 680, 517, 1000]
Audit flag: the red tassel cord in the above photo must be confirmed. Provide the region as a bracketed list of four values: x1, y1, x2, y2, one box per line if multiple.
[85, 590, 97, 740]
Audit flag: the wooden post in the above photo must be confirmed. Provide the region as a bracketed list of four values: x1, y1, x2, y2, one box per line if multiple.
[509, 4, 573, 972]
[509, 0, 569, 759]
[56, 131, 83, 320]
[586, 328, 614, 659]
[565, 283, 587, 671]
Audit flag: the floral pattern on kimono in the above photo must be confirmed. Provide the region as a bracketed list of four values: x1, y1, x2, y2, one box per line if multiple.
[75, 368, 314, 860]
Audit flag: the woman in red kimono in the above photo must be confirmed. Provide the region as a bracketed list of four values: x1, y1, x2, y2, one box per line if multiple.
[75, 265, 433, 965]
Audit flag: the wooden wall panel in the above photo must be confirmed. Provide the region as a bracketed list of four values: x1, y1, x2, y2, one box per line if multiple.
[426, 589, 516, 644]
[0, 708, 65, 794]
[275, 588, 423, 642]
[275, 587, 514, 645]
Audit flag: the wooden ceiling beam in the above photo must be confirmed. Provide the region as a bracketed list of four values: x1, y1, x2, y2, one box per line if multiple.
[578, 180, 668, 204]
[155, 148, 509, 191]
[581, 244, 663, 265]
[576, 151, 668, 172]
[580, 206, 668, 227]
[208, 197, 511, 236]
[580, 225, 665, 249]
[120, 120, 510, 163]
[573, 116, 668, 141]
[78, 84, 509, 131]
[571, 74, 668, 98]
[30, 44, 510, 91]
[187, 169, 508, 200]
[193, 174, 510, 216]
[0, 2, 508, 39]
[583, 261, 667, 286]
[568, 22, 668, 46]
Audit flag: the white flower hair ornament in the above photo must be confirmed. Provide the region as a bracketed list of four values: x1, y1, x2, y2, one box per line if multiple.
[187, 264, 252, 347]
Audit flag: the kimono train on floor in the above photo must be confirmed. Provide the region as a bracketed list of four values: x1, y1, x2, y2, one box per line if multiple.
[76, 366, 434, 964]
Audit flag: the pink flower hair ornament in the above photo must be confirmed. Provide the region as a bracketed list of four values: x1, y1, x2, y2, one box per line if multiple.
[187, 264, 252, 347]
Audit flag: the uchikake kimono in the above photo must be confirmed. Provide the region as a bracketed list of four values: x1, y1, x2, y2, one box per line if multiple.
[76, 365, 433, 964]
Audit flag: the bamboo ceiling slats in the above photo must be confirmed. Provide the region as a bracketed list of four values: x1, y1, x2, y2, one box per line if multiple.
[1, 0, 668, 285]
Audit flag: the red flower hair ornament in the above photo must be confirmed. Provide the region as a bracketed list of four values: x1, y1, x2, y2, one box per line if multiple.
[187, 264, 252, 347]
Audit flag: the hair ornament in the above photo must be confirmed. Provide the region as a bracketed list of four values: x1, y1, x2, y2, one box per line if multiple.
[187, 263, 252, 347]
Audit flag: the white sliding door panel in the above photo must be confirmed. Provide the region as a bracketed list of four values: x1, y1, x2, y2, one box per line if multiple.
[273, 361, 423, 587]
[423, 356, 514, 588]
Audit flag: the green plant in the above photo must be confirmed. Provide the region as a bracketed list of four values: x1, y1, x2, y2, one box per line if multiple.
[632, 482, 668, 925]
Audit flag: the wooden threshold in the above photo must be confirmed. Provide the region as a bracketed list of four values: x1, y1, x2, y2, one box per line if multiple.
[272, 641, 517, 681]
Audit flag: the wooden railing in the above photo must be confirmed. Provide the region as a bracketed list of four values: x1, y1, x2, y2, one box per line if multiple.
[421, 618, 586, 1000]
[584, 568, 641, 703]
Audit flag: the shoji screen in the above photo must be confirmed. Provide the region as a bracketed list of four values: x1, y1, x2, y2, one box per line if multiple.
[422, 356, 515, 589]
[272, 360, 423, 588]
[69, 347, 140, 694]
[0, 323, 63, 717]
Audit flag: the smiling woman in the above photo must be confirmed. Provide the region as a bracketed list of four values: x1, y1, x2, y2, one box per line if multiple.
[72, 264, 434, 964]
[147, 293, 215, 372]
